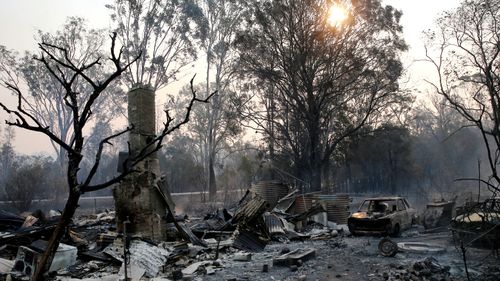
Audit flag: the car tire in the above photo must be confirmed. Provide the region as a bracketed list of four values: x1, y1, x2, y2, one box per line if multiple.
[378, 237, 398, 257]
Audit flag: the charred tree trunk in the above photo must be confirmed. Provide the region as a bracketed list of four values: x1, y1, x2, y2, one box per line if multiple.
[267, 86, 277, 180]
[322, 160, 331, 193]
[207, 93, 219, 202]
[310, 161, 322, 192]
[388, 149, 397, 194]
[308, 111, 322, 192]
[206, 47, 216, 202]
[33, 154, 82, 281]
[32, 191, 80, 281]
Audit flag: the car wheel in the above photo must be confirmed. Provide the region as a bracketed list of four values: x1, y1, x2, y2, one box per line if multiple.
[378, 237, 398, 257]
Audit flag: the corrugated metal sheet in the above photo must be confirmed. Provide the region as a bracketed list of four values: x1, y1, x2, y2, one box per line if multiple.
[274, 189, 299, 213]
[264, 213, 286, 235]
[232, 195, 268, 224]
[128, 240, 170, 277]
[315, 194, 350, 224]
[294, 194, 316, 214]
[233, 228, 268, 252]
[252, 181, 289, 210]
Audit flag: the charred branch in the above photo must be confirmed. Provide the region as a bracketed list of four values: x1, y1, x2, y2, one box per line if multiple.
[82, 75, 214, 193]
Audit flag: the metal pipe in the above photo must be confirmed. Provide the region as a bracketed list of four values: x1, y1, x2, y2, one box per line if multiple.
[123, 216, 130, 281]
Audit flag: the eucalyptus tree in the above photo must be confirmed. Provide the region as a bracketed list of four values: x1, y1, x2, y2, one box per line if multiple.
[424, 0, 500, 194]
[176, 81, 244, 200]
[409, 99, 484, 199]
[159, 134, 205, 193]
[193, 0, 245, 200]
[338, 124, 414, 194]
[107, 0, 208, 238]
[0, 125, 15, 198]
[107, 0, 205, 90]
[237, 0, 409, 191]
[3, 155, 53, 212]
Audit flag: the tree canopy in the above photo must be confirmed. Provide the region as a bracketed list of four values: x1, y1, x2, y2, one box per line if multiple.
[107, 0, 206, 89]
[236, 0, 410, 191]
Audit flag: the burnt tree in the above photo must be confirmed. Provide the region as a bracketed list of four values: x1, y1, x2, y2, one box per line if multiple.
[424, 0, 500, 194]
[0, 34, 209, 281]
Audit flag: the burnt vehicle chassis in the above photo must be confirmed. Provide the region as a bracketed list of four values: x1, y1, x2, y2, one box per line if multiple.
[348, 197, 415, 236]
[348, 217, 395, 235]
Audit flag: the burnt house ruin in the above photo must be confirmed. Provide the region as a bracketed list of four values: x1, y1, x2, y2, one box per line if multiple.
[113, 85, 172, 241]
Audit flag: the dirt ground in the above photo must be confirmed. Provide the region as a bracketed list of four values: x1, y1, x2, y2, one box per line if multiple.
[200, 228, 499, 281]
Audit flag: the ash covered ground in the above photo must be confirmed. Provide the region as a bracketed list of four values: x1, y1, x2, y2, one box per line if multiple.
[2, 195, 499, 281]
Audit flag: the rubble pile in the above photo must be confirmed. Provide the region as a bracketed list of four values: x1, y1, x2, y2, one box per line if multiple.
[477, 265, 500, 281]
[451, 197, 500, 249]
[1, 187, 499, 280]
[0, 210, 60, 263]
[381, 258, 451, 281]
[0, 187, 345, 280]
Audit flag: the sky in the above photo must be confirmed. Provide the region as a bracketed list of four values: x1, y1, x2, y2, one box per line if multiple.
[384, 0, 461, 90]
[0, 0, 462, 156]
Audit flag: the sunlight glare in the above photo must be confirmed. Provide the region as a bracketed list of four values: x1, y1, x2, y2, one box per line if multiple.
[327, 4, 348, 27]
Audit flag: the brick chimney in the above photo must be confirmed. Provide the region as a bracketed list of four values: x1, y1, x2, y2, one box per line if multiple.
[113, 85, 168, 241]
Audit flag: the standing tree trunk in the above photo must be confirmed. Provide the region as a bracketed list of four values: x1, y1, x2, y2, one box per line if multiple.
[207, 90, 218, 202]
[267, 86, 277, 180]
[208, 153, 217, 201]
[308, 111, 323, 192]
[33, 189, 80, 280]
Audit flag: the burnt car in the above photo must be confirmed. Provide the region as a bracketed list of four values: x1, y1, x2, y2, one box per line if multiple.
[348, 197, 416, 236]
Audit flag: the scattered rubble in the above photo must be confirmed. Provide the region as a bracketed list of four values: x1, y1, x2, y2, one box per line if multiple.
[378, 238, 447, 257]
[423, 200, 455, 230]
[0, 258, 14, 274]
[381, 257, 451, 281]
[397, 242, 446, 254]
[0, 188, 499, 280]
[272, 248, 316, 266]
[451, 197, 500, 249]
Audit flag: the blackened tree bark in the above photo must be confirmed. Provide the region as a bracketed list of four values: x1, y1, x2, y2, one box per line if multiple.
[0, 34, 210, 281]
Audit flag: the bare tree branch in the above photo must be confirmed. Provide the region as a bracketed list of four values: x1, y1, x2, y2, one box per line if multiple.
[83, 75, 214, 192]
[81, 126, 133, 187]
